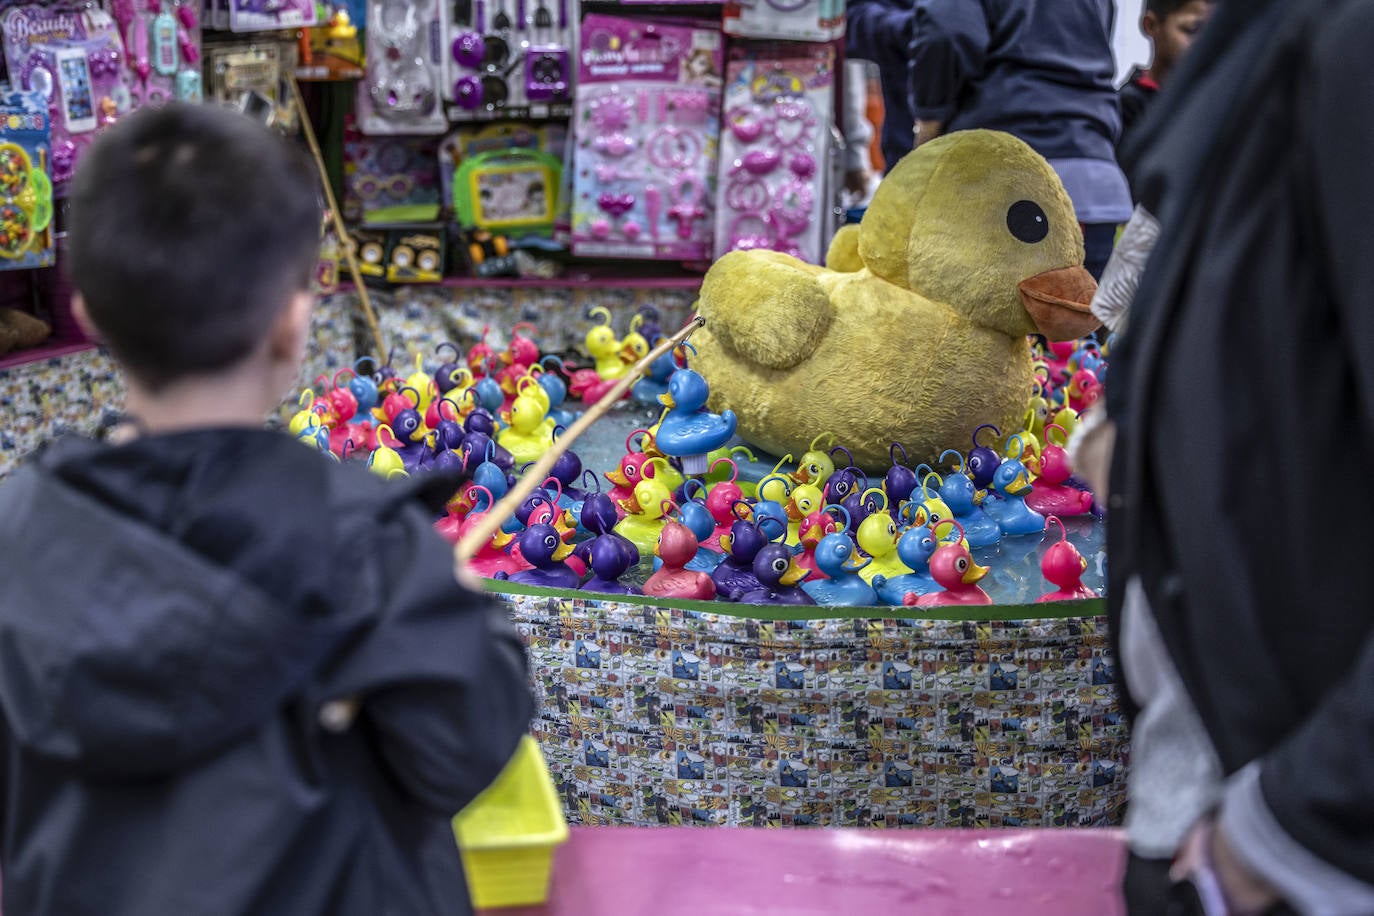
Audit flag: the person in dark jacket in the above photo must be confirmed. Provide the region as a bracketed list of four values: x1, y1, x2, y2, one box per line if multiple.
[0, 104, 535, 916]
[909, 0, 1132, 279]
[845, 0, 916, 172]
[1083, 0, 1374, 911]
[1118, 0, 1214, 174]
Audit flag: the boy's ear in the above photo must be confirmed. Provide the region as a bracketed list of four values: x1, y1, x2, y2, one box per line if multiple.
[268, 290, 314, 364]
[1141, 10, 1161, 40]
[70, 293, 102, 343]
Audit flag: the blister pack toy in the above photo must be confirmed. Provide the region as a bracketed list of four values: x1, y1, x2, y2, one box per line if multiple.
[0, 89, 54, 270]
[571, 15, 723, 260]
[723, 0, 845, 42]
[714, 43, 834, 264]
[1, 4, 134, 186]
[342, 119, 442, 224]
[206, 39, 296, 129]
[226, 0, 317, 32]
[358, 0, 446, 134]
[443, 0, 575, 120]
[109, 0, 204, 106]
[453, 147, 560, 234]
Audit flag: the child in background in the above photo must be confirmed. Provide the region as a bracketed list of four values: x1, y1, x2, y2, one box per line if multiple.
[1118, 0, 1215, 161]
[0, 104, 534, 916]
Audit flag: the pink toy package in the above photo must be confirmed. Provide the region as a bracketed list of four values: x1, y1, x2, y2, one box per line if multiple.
[714, 42, 835, 265]
[571, 14, 723, 261]
[1, 4, 131, 187]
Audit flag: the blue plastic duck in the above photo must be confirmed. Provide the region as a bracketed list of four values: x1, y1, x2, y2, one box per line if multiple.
[632, 344, 676, 405]
[936, 452, 1001, 548]
[872, 525, 942, 605]
[802, 532, 877, 606]
[990, 455, 1046, 536]
[655, 369, 738, 474]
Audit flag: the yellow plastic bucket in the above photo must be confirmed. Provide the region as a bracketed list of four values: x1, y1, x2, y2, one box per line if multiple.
[452, 736, 569, 909]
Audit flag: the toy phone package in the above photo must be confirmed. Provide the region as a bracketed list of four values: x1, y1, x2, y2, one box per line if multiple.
[0, 89, 54, 271]
[108, 0, 204, 106]
[571, 14, 723, 260]
[357, 0, 447, 135]
[443, 0, 576, 120]
[723, 0, 845, 42]
[1, 4, 133, 187]
[714, 42, 835, 265]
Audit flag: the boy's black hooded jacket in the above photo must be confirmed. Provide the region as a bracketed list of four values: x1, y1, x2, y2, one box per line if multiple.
[1110, 0, 1374, 889]
[0, 428, 534, 915]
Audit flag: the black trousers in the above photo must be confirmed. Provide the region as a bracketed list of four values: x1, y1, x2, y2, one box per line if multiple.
[1124, 854, 1299, 916]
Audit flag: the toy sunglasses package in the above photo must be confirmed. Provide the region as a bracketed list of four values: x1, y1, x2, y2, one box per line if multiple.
[357, 0, 447, 135]
[722, 0, 845, 42]
[571, 14, 723, 261]
[714, 42, 835, 265]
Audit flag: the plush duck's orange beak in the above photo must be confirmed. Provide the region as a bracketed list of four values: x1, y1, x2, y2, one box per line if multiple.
[780, 557, 807, 586]
[963, 561, 989, 584]
[1019, 266, 1100, 341]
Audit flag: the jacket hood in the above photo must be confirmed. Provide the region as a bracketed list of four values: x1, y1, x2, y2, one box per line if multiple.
[0, 430, 415, 777]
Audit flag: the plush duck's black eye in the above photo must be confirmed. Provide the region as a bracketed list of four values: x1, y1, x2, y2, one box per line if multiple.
[1007, 200, 1049, 243]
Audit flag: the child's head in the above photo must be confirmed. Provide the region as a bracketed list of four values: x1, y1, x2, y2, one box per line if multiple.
[68, 103, 321, 397]
[1143, 0, 1214, 83]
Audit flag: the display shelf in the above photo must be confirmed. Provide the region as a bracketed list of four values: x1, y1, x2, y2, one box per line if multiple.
[337, 265, 705, 293]
[0, 338, 96, 372]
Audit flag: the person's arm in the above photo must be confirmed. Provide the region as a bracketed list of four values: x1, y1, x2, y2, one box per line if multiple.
[1180, 7, 1374, 910]
[908, 0, 989, 133]
[845, 0, 913, 67]
[329, 501, 534, 814]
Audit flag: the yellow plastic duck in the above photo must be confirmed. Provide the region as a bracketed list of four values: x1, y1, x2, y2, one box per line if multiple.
[585, 306, 627, 381]
[614, 461, 674, 556]
[854, 493, 912, 585]
[497, 392, 556, 465]
[692, 130, 1101, 470]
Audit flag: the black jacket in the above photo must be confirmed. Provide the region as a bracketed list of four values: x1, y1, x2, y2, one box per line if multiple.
[845, 0, 916, 171]
[1110, 0, 1374, 886]
[0, 429, 534, 915]
[909, 0, 1121, 162]
[1116, 67, 1157, 171]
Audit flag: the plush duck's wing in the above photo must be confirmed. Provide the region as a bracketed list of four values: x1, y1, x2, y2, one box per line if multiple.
[825, 224, 864, 273]
[697, 250, 833, 370]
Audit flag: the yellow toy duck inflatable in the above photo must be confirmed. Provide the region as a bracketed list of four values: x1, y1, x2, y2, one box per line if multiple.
[691, 130, 1101, 470]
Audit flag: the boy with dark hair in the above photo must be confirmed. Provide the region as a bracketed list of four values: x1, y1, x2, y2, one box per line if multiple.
[0, 103, 534, 915]
[1119, 0, 1214, 158]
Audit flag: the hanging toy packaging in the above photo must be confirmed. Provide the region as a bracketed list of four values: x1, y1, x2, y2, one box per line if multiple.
[0, 89, 54, 270]
[571, 15, 723, 261]
[2, 4, 133, 186]
[714, 43, 834, 265]
[110, 0, 204, 105]
[225, 0, 317, 32]
[722, 0, 845, 43]
[358, 0, 447, 135]
[444, 0, 575, 119]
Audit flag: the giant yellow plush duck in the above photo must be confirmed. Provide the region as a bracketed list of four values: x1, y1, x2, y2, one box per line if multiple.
[691, 130, 1101, 470]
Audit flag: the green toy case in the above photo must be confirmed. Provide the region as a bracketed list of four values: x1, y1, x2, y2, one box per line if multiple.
[452, 148, 561, 235]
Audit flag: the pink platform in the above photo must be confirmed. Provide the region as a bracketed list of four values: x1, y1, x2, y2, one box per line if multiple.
[482, 827, 1128, 915]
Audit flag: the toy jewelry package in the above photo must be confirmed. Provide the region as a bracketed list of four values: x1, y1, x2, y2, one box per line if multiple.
[0, 89, 54, 270]
[714, 43, 835, 264]
[444, 0, 576, 120]
[571, 14, 723, 261]
[722, 0, 845, 42]
[357, 0, 447, 134]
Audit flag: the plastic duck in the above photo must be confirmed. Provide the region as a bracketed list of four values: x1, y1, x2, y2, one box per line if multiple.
[883, 443, 919, 520]
[840, 486, 883, 539]
[701, 458, 746, 551]
[504, 522, 579, 589]
[855, 499, 911, 585]
[581, 534, 641, 596]
[644, 520, 717, 600]
[327, 7, 357, 39]
[906, 525, 991, 607]
[691, 130, 1100, 469]
[967, 424, 1003, 493]
[711, 517, 773, 601]
[576, 493, 640, 566]
[1038, 516, 1096, 603]
[365, 424, 407, 479]
[584, 306, 628, 380]
[466, 327, 496, 378]
[935, 450, 1001, 548]
[871, 525, 941, 605]
[497, 391, 556, 465]
[1066, 368, 1100, 413]
[613, 463, 674, 556]
[988, 435, 1046, 537]
[619, 314, 652, 368]
[791, 433, 838, 490]
[655, 368, 738, 475]
[1026, 425, 1095, 518]
[738, 544, 815, 605]
[823, 458, 865, 507]
[533, 358, 577, 428]
[457, 487, 523, 579]
[795, 506, 844, 580]
[402, 355, 439, 415]
[432, 342, 467, 395]
[654, 485, 724, 573]
[633, 343, 676, 406]
[782, 481, 825, 546]
[802, 532, 877, 606]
